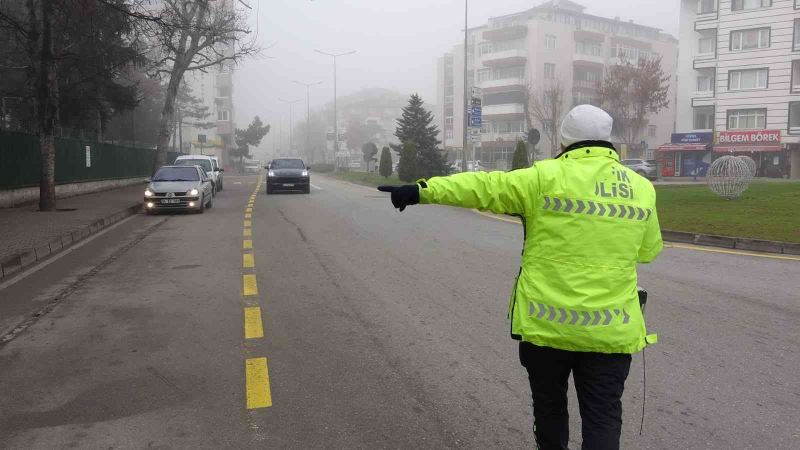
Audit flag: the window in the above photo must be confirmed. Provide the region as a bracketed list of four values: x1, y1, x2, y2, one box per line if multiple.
[696, 73, 714, 92]
[731, 0, 771, 11]
[693, 106, 714, 130]
[477, 69, 492, 82]
[542, 120, 553, 134]
[610, 45, 653, 61]
[728, 68, 768, 90]
[698, 0, 716, 13]
[727, 109, 766, 129]
[478, 42, 492, 56]
[792, 61, 800, 92]
[795, 19, 800, 51]
[698, 36, 716, 55]
[576, 40, 603, 56]
[445, 129, 454, 139]
[789, 102, 800, 134]
[647, 125, 657, 138]
[544, 63, 555, 79]
[545, 34, 556, 49]
[217, 110, 230, 121]
[730, 28, 770, 51]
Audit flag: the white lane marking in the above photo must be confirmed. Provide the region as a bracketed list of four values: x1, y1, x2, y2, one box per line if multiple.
[311, 184, 323, 191]
[234, 182, 243, 185]
[0, 214, 139, 292]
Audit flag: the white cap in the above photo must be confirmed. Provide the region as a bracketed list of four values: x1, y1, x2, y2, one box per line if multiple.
[560, 104, 613, 147]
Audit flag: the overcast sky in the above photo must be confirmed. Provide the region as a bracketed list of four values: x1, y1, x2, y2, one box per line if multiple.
[233, 0, 680, 129]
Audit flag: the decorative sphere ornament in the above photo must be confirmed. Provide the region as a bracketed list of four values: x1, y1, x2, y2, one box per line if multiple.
[736, 155, 757, 178]
[707, 155, 752, 199]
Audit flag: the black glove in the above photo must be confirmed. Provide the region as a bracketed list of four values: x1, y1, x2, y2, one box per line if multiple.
[377, 184, 420, 211]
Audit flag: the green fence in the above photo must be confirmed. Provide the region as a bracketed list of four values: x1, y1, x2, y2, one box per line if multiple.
[1, 131, 180, 190]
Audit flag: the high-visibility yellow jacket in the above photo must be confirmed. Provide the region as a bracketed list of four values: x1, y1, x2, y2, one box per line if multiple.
[419, 142, 663, 354]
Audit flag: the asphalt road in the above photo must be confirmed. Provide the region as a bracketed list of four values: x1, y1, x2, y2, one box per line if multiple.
[0, 173, 797, 449]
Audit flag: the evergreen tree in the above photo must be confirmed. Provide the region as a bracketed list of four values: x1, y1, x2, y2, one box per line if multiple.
[362, 142, 379, 171]
[393, 94, 447, 179]
[511, 140, 530, 170]
[379, 146, 393, 178]
[397, 141, 418, 182]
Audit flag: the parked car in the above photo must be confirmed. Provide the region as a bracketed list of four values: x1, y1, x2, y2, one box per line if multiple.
[144, 165, 214, 214]
[266, 158, 310, 194]
[210, 156, 224, 191]
[244, 160, 261, 174]
[450, 160, 489, 173]
[621, 159, 658, 180]
[174, 154, 222, 195]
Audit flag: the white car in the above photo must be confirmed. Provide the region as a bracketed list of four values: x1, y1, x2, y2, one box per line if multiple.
[174, 154, 223, 195]
[210, 156, 224, 191]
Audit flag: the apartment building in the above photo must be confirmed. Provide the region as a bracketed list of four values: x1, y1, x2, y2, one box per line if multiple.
[672, 0, 800, 179]
[436, 0, 678, 170]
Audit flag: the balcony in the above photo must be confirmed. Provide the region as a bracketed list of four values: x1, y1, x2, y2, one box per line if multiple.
[482, 103, 525, 119]
[573, 53, 605, 66]
[483, 25, 528, 41]
[573, 79, 600, 90]
[481, 131, 526, 143]
[478, 78, 526, 90]
[693, 57, 716, 70]
[482, 48, 527, 68]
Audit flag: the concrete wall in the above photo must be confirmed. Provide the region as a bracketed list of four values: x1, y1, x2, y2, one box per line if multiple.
[0, 177, 146, 208]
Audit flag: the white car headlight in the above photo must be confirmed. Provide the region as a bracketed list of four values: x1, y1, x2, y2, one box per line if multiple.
[268, 170, 275, 177]
[189, 188, 199, 196]
[144, 189, 154, 197]
[301, 170, 309, 177]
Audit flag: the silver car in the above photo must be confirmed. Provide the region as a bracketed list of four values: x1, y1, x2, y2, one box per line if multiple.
[621, 159, 658, 181]
[144, 165, 214, 214]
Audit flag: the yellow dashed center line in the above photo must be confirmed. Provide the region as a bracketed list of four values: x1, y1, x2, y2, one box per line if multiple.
[242, 274, 258, 296]
[244, 220, 252, 227]
[245, 357, 272, 409]
[243, 253, 255, 268]
[244, 307, 264, 339]
[243, 239, 253, 249]
[245, 207, 253, 213]
[245, 213, 252, 219]
[243, 228, 252, 237]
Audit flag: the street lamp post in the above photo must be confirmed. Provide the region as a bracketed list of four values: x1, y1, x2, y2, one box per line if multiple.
[278, 98, 302, 156]
[293, 80, 323, 163]
[315, 49, 356, 171]
[462, 0, 469, 174]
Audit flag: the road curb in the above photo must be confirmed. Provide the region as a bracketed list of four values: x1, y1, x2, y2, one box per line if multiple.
[0, 203, 142, 280]
[661, 230, 800, 256]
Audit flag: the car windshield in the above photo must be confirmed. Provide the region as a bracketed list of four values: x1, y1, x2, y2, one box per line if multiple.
[175, 159, 212, 172]
[271, 159, 304, 169]
[152, 167, 199, 181]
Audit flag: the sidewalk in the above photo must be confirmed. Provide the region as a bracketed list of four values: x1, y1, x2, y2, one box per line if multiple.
[0, 184, 145, 276]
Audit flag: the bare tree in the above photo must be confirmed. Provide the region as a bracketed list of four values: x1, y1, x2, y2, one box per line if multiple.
[597, 55, 670, 148]
[134, 0, 259, 170]
[525, 80, 566, 160]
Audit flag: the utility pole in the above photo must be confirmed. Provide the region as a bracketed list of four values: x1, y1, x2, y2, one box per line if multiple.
[293, 80, 323, 163]
[315, 49, 356, 171]
[462, 0, 469, 174]
[278, 98, 302, 156]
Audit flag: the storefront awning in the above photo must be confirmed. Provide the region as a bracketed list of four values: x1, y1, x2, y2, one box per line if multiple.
[657, 143, 710, 152]
[713, 145, 781, 153]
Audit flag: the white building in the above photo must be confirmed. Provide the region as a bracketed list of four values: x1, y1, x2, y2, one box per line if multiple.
[673, 0, 800, 179]
[436, 0, 678, 170]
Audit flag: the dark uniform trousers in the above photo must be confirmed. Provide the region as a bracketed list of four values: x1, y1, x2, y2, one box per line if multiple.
[518, 342, 632, 450]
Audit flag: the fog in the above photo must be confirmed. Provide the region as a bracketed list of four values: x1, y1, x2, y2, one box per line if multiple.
[234, 0, 680, 140]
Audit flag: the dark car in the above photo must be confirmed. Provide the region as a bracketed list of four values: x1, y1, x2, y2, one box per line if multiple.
[266, 158, 310, 194]
[144, 165, 214, 214]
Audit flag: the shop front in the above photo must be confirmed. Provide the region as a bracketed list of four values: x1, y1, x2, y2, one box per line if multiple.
[714, 130, 787, 178]
[656, 132, 713, 177]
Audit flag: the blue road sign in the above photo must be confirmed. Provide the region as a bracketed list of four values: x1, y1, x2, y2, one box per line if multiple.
[469, 106, 482, 127]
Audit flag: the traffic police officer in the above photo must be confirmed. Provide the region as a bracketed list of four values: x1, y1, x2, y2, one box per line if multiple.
[378, 105, 663, 449]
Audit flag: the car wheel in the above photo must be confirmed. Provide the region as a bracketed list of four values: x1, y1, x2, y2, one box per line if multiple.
[218, 180, 223, 191]
[303, 185, 310, 194]
[206, 194, 213, 209]
[211, 183, 217, 197]
[266, 186, 273, 195]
